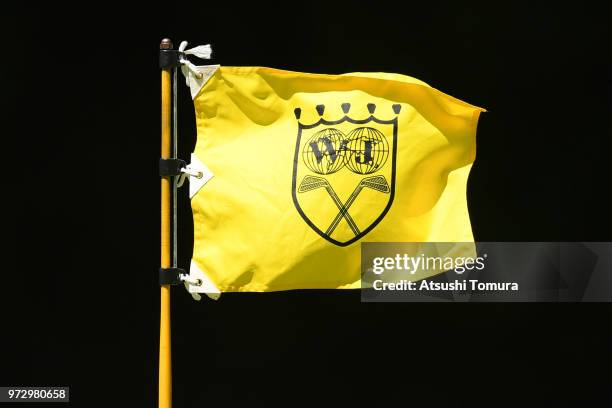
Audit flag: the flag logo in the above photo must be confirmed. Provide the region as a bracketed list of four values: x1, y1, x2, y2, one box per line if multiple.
[292, 103, 400, 246]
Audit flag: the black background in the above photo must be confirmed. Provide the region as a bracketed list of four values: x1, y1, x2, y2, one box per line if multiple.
[6, 2, 612, 407]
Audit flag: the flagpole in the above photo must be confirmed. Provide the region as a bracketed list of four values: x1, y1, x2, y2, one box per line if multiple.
[159, 38, 173, 408]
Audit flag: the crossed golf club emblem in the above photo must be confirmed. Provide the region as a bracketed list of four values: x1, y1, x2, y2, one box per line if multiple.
[298, 175, 390, 237]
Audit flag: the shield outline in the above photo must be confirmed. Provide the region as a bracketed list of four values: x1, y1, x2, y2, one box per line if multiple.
[292, 114, 398, 247]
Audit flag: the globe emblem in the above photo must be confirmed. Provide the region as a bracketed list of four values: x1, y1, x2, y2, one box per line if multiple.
[302, 128, 347, 174]
[344, 127, 389, 174]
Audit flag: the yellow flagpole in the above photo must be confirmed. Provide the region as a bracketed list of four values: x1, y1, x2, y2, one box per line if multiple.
[159, 38, 173, 408]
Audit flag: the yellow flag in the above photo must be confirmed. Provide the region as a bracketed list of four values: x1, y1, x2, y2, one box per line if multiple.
[187, 66, 484, 293]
